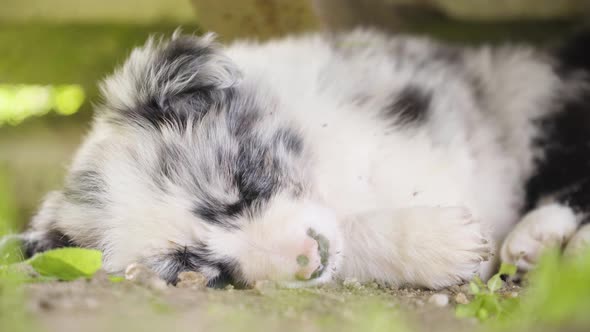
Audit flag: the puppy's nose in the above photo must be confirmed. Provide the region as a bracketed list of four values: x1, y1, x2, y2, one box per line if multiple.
[294, 236, 323, 280]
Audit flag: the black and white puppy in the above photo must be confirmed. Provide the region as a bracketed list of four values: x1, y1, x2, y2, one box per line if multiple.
[11, 29, 590, 289]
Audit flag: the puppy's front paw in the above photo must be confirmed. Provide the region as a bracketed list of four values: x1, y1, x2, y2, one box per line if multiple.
[501, 204, 578, 271]
[402, 207, 491, 289]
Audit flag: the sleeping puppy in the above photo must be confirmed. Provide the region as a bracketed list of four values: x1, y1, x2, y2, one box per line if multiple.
[10, 29, 590, 289]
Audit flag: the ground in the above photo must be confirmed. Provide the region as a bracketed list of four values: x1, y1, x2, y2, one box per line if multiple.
[20, 276, 514, 332]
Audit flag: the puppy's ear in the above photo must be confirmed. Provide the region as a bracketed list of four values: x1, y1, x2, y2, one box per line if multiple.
[99, 32, 241, 124]
[14, 191, 76, 258]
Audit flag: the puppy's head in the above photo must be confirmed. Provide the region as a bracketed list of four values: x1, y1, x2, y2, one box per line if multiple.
[24, 33, 342, 287]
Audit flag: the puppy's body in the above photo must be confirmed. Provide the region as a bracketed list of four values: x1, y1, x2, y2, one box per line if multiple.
[15, 30, 590, 288]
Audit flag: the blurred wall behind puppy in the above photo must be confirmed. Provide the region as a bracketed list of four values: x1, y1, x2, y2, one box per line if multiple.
[191, 0, 590, 41]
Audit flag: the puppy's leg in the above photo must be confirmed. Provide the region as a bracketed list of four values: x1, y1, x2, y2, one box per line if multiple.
[340, 206, 491, 289]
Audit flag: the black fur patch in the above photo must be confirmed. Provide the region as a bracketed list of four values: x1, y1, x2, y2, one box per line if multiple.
[193, 201, 246, 225]
[192, 138, 283, 225]
[525, 31, 590, 217]
[385, 85, 432, 126]
[157, 37, 216, 83]
[233, 140, 282, 205]
[130, 97, 189, 130]
[123, 88, 219, 131]
[63, 170, 107, 208]
[190, 133, 296, 227]
[148, 84, 304, 228]
[155, 245, 242, 286]
[556, 28, 590, 74]
[554, 178, 590, 222]
[191, 95, 303, 227]
[23, 229, 77, 258]
[110, 36, 236, 131]
[525, 91, 590, 215]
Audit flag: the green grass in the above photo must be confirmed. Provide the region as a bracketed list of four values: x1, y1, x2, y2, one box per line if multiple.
[455, 264, 519, 322]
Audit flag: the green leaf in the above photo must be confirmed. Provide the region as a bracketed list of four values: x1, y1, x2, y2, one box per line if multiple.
[487, 274, 504, 293]
[480, 294, 502, 315]
[473, 276, 486, 288]
[456, 303, 478, 318]
[497, 297, 521, 320]
[456, 297, 483, 318]
[27, 248, 102, 281]
[469, 280, 481, 294]
[499, 263, 517, 277]
[477, 308, 489, 321]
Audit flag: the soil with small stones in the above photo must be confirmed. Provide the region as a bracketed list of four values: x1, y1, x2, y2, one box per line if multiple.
[20, 272, 523, 332]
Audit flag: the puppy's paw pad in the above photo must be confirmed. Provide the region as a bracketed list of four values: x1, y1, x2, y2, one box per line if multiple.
[501, 204, 578, 271]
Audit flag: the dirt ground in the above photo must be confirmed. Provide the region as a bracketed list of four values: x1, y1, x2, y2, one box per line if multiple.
[20, 272, 522, 332]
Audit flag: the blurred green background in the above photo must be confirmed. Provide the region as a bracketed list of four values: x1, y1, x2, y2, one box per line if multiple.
[0, 0, 587, 230]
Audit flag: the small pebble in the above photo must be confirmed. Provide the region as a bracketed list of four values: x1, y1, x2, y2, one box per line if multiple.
[455, 292, 469, 304]
[125, 263, 168, 291]
[176, 271, 208, 289]
[428, 293, 449, 307]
